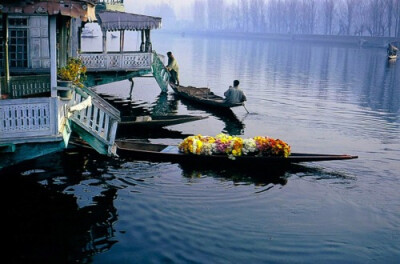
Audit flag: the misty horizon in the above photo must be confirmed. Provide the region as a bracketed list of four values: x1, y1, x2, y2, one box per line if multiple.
[127, 0, 400, 38]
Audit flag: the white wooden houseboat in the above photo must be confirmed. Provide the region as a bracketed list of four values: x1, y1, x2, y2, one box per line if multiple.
[0, 0, 168, 170]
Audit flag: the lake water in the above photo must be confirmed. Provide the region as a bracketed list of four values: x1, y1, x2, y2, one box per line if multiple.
[3, 33, 400, 263]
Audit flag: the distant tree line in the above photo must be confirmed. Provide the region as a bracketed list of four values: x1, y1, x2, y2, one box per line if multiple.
[190, 0, 400, 37]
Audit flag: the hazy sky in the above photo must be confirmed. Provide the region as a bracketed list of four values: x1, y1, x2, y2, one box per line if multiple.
[125, 0, 195, 17]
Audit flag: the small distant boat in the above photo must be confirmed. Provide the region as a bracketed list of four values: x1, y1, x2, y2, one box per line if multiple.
[115, 140, 358, 167]
[119, 115, 207, 129]
[81, 28, 98, 38]
[169, 83, 243, 110]
[387, 43, 398, 60]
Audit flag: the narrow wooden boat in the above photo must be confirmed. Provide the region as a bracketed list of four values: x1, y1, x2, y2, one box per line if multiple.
[119, 115, 207, 129]
[115, 140, 358, 167]
[169, 83, 244, 109]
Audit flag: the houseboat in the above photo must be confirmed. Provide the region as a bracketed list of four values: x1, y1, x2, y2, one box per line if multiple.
[0, 0, 169, 170]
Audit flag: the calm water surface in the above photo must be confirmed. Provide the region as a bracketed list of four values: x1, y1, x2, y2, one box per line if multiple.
[3, 33, 400, 263]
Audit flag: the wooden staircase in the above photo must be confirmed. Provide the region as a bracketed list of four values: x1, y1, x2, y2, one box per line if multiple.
[68, 87, 120, 156]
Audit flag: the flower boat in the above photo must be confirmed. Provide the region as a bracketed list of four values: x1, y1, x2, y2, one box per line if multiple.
[169, 83, 244, 109]
[115, 134, 358, 167]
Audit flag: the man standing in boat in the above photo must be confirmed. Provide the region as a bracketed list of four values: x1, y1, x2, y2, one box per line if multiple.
[166, 52, 180, 85]
[224, 80, 247, 104]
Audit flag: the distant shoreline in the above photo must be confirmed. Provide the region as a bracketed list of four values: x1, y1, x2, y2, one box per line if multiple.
[159, 30, 400, 49]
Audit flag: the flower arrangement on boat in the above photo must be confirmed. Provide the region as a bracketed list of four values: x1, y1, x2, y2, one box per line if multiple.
[58, 57, 87, 88]
[178, 133, 291, 159]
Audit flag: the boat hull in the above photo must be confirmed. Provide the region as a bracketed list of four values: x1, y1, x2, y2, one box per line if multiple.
[115, 141, 358, 167]
[119, 115, 207, 129]
[170, 83, 243, 109]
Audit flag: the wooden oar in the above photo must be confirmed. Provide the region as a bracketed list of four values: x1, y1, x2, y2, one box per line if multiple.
[243, 104, 249, 113]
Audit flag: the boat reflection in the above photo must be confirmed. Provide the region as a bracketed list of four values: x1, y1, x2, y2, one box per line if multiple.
[179, 162, 355, 188]
[101, 92, 195, 139]
[175, 94, 245, 135]
[179, 162, 289, 187]
[151, 92, 179, 116]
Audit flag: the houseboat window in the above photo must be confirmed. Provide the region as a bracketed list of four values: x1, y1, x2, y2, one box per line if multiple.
[9, 29, 28, 67]
[3, 17, 29, 68]
[9, 18, 28, 27]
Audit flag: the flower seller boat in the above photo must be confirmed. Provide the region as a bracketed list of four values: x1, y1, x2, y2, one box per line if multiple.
[115, 138, 358, 167]
[169, 83, 244, 109]
[119, 115, 207, 129]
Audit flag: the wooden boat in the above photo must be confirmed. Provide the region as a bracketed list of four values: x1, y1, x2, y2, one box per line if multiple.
[119, 115, 207, 129]
[387, 43, 398, 60]
[169, 83, 244, 109]
[115, 140, 358, 167]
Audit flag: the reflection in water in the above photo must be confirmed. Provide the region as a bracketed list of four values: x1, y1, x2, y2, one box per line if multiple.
[179, 162, 356, 190]
[101, 92, 190, 138]
[360, 55, 400, 115]
[1, 151, 118, 263]
[102, 89, 245, 137]
[104, 92, 179, 118]
[151, 92, 178, 116]
[175, 95, 245, 135]
[101, 94, 151, 117]
[4, 34, 398, 263]
[179, 163, 288, 187]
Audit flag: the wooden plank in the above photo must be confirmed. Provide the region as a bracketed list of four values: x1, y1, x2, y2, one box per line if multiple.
[98, 110, 105, 134]
[0, 143, 16, 153]
[0, 140, 65, 170]
[103, 115, 110, 139]
[85, 104, 93, 127]
[70, 121, 108, 155]
[49, 16, 57, 97]
[3, 14, 9, 88]
[91, 106, 99, 131]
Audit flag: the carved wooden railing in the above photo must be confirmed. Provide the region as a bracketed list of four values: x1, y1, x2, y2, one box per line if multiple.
[68, 87, 120, 155]
[79, 52, 152, 71]
[0, 97, 58, 143]
[151, 52, 170, 93]
[0, 75, 51, 98]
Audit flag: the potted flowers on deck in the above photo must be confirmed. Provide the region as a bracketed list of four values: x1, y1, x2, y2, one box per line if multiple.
[57, 57, 87, 99]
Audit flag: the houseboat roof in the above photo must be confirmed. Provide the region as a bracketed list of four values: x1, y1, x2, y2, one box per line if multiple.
[96, 10, 162, 32]
[0, 0, 97, 22]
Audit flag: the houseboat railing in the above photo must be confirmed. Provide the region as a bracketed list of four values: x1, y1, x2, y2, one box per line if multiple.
[79, 52, 152, 71]
[68, 86, 120, 155]
[151, 52, 170, 92]
[0, 75, 51, 98]
[0, 97, 58, 143]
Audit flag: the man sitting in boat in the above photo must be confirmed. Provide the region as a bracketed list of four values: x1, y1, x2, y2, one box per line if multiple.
[224, 80, 247, 104]
[166, 52, 180, 85]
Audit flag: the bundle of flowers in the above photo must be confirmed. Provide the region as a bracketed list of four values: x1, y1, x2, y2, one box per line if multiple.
[178, 133, 291, 159]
